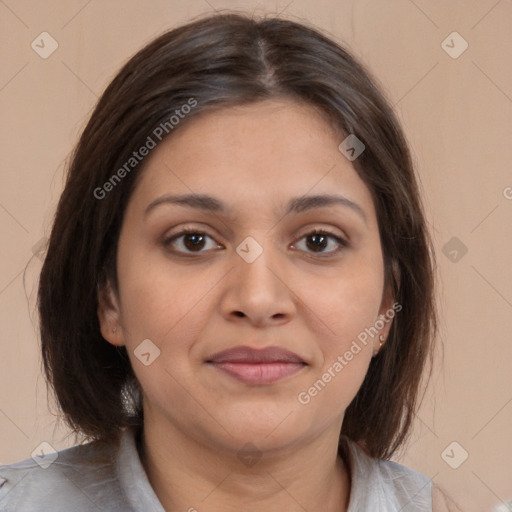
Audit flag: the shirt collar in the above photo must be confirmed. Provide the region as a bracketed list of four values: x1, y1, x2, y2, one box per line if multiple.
[115, 426, 166, 511]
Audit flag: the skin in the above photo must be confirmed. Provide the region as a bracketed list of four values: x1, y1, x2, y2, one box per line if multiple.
[98, 97, 396, 511]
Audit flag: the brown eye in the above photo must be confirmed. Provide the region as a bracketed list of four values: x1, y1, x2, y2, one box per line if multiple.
[163, 230, 220, 254]
[306, 232, 329, 252]
[293, 230, 348, 256]
[182, 233, 206, 251]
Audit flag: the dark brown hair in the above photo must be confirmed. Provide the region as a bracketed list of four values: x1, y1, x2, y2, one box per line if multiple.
[38, 11, 437, 459]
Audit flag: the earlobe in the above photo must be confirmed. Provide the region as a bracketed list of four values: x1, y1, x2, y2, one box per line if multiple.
[97, 280, 125, 347]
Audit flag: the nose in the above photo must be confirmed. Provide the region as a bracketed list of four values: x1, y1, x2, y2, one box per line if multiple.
[219, 241, 296, 327]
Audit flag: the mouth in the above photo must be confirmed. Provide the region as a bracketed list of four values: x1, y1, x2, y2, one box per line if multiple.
[207, 361, 306, 385]
[206, 345, 307, 385]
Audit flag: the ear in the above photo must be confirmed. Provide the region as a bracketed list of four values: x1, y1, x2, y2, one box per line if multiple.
[373, 260, 401, 356]
[97, 278, 125, 347]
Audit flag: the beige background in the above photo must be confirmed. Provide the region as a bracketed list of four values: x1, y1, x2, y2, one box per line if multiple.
[1, 1, 511, 511]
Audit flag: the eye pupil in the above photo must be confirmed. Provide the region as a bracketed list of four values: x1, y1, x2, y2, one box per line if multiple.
[184, 233, 205, 251]
[307, 233, 328, 252]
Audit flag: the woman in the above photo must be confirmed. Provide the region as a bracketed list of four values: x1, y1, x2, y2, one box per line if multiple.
[0, 12, 461, 511]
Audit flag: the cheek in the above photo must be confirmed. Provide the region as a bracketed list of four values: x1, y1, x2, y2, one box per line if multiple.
[303, 256, 384, 345]
[295, 257, 383, 406]
[115, 236, 206, 340]
[296, 286, 378, 417]
[115, 260, 209, 403]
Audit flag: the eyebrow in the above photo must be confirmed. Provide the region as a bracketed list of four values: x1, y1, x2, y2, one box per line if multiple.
[144, 193, 367, 223]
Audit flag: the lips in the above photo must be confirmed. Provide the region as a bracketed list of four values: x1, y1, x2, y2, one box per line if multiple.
[206, 346, 307, 385]
[207, 345, 306, 364]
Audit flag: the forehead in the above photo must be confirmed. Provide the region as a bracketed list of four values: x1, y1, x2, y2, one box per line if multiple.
[161, 98, 340, 171]
[128, 98, 376, 222]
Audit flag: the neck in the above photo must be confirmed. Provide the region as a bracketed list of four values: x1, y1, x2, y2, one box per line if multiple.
[137, 417, 351, 512]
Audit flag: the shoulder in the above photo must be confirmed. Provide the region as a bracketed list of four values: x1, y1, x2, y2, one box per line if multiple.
[375, 457, 433, 507]
[342, 437, 432, 511]
[0, 437, 124, 512]
[432, 484, 464, 512]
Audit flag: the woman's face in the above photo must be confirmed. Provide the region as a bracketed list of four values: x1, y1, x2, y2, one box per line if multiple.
[99, 98, 394, 455]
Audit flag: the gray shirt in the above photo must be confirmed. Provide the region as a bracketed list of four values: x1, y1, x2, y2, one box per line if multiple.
[0, 426, 432, 511]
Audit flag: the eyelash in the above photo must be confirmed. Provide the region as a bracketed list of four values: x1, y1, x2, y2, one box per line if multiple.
[162, 227, 348, 258]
